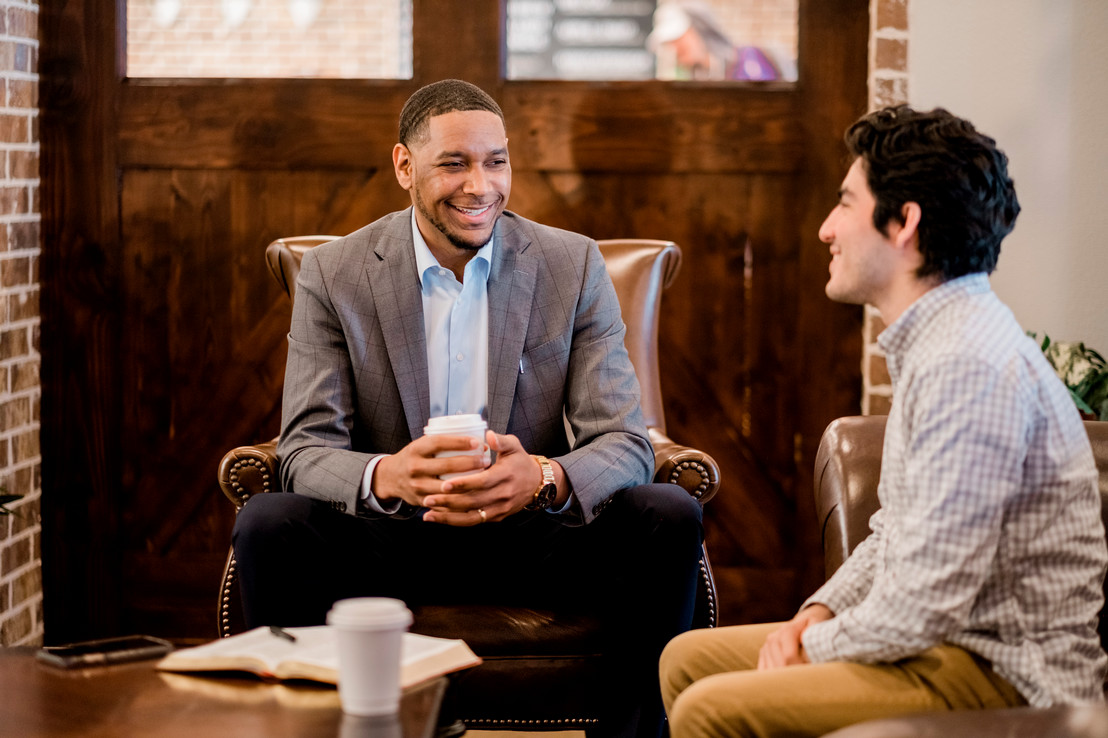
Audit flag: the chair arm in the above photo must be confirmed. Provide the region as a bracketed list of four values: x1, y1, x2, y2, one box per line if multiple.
[217, 440, 279, 510]
[649, 427, 720, 504]
[215, 432, 722, 509]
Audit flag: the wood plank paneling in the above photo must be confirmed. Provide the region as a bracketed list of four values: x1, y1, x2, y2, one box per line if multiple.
[40, 0, 126, 643]
[511, 167, 806, 624]
[118, 83, 414, 170]
[41, 0, 869, 640]
[503, 85, 803, 174]
[792, 0, 871, 597]
[114, 169, 404, 635]
[119, 83, 804, 174]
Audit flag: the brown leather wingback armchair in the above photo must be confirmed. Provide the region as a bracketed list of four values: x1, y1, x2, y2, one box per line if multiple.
[814, 416, 1108, 738]
[217, 235, 721, 733]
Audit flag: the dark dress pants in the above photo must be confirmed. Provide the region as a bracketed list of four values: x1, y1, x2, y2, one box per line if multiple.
[232, 483, 704, 738]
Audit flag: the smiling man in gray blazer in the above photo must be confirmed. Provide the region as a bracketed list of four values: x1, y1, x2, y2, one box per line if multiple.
[232, 79, 703, 738]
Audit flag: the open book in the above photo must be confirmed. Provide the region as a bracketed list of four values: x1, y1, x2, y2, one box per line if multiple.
[156, 626, 481, 688]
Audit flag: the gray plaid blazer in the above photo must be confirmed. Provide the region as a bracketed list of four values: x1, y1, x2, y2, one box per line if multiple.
[276, 209, 652, 524]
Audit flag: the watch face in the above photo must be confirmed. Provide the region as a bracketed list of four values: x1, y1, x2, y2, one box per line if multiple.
[526, 482, 557, 510]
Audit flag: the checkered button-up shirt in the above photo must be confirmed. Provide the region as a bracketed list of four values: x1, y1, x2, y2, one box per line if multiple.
[802, 274, 1108, 707]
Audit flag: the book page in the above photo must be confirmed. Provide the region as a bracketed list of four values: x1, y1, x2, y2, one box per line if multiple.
[155, 626, 334, 679]
[400, 633, 481, 687]
[402, 632, 466, 662]
[157, 626, 479, 687]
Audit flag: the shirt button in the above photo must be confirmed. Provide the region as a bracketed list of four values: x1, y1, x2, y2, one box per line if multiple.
[456, 353, 464, 361]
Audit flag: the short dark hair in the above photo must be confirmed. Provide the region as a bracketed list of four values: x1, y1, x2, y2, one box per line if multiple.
[845, 105, 1020, 281]
[398, 79, 505, 147]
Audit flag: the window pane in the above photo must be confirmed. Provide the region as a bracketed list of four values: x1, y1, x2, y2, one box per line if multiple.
[507, 0, 798, 83]
[126, 0, 413, 79]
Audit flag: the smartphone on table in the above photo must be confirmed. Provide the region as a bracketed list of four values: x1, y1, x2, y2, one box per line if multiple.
[36, 634, 174, 668]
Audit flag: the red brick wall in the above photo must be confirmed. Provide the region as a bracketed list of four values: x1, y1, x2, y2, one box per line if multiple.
[861, 0, 908, 415]
[0, 0, 40, 646]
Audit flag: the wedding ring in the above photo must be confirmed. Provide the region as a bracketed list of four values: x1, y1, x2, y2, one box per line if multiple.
[477, 508, 487, 523]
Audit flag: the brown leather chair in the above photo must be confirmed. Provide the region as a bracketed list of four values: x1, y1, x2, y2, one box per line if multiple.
[814, 415, 1108, 738]
[217, 235, 722, 733]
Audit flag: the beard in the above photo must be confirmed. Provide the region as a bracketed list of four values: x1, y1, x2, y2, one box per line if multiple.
[446, 229, 488, 252]
[413, 186, 499, 252]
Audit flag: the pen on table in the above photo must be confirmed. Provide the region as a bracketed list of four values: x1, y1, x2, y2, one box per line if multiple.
[270, 625, 297, 643]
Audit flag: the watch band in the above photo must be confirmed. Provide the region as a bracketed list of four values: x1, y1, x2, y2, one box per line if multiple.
[526, 455, 557, 510]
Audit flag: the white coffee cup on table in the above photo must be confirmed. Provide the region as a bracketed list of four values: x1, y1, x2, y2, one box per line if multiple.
[327, 597, 414, 716]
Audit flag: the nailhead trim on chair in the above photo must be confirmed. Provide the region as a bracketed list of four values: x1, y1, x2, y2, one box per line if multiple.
[217, 462, 717, 673]
[700, 557, 717, 628]
[462, 718, 601, 728]
[220, 457, 274, 637]
[226, 457, 272, 509]
[668, 460, 710, 499]
[219, 553, 237, 638]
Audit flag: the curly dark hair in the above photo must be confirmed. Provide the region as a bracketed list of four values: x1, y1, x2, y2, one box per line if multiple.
[398, 79, 504, 147]
[845, 105, 1020, 280]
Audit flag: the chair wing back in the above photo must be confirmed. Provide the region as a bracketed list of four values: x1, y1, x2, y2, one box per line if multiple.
[813, 415, 888, 580]
[264, 236, 680, 434]
[596, 239, 681, 435]
[1089, 422, 1108, 534]
[264, 235, 339, 301]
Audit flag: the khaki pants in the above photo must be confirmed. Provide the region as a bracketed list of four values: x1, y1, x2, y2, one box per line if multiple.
[659, 622, 1026, 738]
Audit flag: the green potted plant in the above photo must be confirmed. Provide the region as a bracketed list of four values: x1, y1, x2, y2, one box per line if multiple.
[1031, 333, 1108, 421]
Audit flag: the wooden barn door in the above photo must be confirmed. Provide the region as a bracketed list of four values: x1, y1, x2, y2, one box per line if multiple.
[40, 0, 867, 642]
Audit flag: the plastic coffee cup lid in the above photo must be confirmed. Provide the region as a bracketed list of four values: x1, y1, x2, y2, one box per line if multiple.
[327, 597, 413, 629]
[424, 414, 487, 434]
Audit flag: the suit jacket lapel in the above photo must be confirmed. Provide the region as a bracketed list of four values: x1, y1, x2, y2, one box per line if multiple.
[487, 215, 536, 433]
[368, 209, 431, 440]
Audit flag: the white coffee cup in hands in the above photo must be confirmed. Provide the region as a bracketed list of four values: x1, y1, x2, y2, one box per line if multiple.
[423, 414, 491, 479]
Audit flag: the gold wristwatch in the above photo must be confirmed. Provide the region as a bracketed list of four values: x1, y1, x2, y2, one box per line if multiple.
[525, 455, 557, 510]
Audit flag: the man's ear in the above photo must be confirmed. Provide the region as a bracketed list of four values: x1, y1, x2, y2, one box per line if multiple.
[891, 201, 921, 250]
[393, 143, 413, 190]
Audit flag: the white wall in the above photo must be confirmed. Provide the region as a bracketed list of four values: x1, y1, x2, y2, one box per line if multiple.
[909, 0, 1108, 351]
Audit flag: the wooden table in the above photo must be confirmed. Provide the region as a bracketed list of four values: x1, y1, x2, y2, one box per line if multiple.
[0, 647, 448, 738]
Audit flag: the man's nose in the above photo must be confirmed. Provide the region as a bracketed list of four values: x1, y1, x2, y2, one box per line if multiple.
[818, 212, 835, 244]
[463, 167, 490, 195]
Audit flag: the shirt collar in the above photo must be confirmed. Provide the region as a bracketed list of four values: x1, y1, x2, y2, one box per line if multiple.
[877, 272, 992, 358]
[411, 210, 494, 286]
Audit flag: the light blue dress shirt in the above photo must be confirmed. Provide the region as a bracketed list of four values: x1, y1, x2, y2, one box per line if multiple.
[359, 212, 493, 509]
[414, 220, 492, 420]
